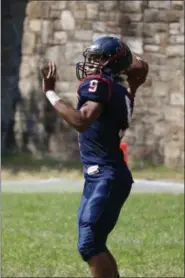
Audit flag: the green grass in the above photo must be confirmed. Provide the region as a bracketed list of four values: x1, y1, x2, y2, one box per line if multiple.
[2, 153, 184, 182]
[2, 193, 184, 277]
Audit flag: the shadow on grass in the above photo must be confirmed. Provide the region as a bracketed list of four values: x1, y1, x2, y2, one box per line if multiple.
[2, 153, 82, 175]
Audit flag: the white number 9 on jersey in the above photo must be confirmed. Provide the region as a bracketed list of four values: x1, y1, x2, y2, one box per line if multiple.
[88, 79, 98, 92]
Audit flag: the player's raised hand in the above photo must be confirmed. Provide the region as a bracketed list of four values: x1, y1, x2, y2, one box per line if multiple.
[41, 62, 57, 93]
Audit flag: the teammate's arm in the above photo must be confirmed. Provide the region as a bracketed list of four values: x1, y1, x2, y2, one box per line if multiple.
[41, 62, 103, 132]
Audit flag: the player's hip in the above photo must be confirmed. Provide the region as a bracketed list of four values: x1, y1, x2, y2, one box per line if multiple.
[78, 167, 132, 226]
[83, 162, 134, 184]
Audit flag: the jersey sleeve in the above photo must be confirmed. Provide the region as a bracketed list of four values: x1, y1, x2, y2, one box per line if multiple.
[78, 77, 111, 104]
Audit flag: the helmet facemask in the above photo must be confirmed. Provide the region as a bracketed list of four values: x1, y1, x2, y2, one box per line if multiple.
[76, 47, 108, 81]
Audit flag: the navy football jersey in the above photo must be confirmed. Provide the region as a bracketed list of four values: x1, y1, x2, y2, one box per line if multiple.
[77, 74, 134, 167]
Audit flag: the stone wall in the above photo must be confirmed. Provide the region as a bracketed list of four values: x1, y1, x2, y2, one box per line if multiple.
[2, 0, 184, 167]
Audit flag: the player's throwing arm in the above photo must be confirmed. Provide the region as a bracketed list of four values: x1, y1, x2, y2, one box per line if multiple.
[41, 62, 103, 133]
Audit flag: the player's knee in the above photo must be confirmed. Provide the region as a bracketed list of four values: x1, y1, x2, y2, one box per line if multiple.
[77, 240, 90, 261]
[77, 236, 106, 262]
[77, 235, 96, 261]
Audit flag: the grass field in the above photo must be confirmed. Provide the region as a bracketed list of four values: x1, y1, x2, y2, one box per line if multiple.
[2, 192, 184, 277]
[2, 153, 184, 182]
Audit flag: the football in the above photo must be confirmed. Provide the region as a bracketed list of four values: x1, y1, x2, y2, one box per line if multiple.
[124, 55, 149, 95]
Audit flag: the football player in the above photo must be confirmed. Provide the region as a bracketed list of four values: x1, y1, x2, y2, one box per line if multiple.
[41, 36, 148, 278]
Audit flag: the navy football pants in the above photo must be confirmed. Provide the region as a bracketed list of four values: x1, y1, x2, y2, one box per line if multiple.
[77, 165, 133, 261]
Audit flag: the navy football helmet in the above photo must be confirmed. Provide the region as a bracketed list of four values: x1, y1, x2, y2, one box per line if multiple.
[76, 36, 133, 80]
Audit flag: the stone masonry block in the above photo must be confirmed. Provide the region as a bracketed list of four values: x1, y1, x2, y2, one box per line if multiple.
[166, 45, 184, 56]
[144, 45, 160, 52]
[74, 30, 93, 41]
[170, 93, 184, 105]
[124, 37, 143, 55]
[22, 32, 36, 54]
[26, 1, 41, 18]
[100, 1, 118, 11]
[152, 81, 169, 97]
[29, 19, 41, 32]
[65, 42, 84, 64]
[120, 1, 143, 12]
[144, 9, 167, 22]
[148, 1, 171, 9]
[171, 1, 184, 10]
[53, 31, 67, 44]
[50, 1, 67, 10]
[86, 3, 99, 19]
[61, 10, 75, 30]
